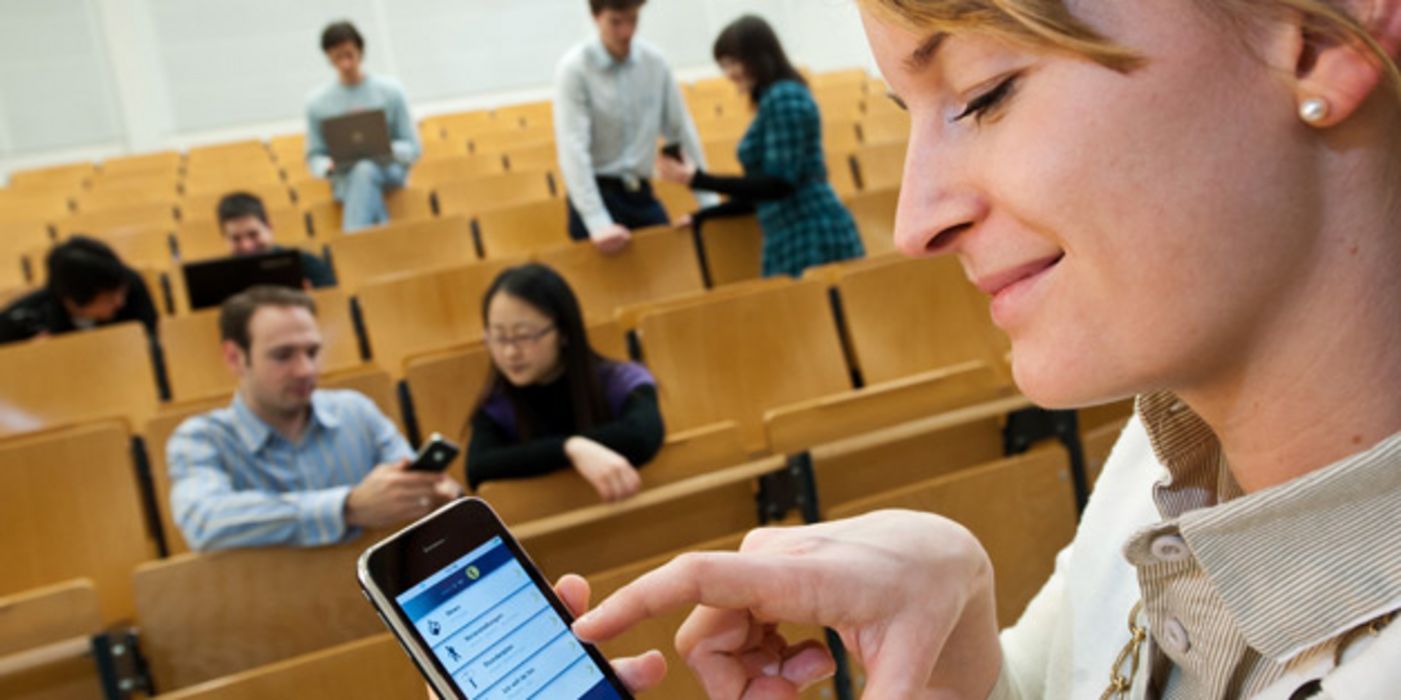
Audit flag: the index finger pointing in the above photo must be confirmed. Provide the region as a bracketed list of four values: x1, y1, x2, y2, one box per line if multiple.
[572, 551, 811, 643]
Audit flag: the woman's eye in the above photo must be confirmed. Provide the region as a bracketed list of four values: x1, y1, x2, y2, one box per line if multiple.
[951, 74, 1019, 124]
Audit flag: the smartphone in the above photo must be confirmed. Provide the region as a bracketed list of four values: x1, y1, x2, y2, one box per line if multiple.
[659, 143, 683, 161]
[408, 433, 460, 473]
[357, 498, 632, 700]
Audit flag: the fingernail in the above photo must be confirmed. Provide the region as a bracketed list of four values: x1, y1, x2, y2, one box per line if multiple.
[763, 661, 780, 677]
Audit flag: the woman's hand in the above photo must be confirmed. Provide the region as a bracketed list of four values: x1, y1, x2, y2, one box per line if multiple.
[566, 436, 643, 502]
[573, 510, 1004, 699]
[656, 151, 697, 185]
[428, 575, 666, 699]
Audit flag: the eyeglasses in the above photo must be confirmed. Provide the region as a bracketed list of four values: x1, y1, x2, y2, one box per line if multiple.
[483, 325, 556, 350]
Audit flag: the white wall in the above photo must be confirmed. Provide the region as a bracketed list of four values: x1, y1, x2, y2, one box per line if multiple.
[0, 0, 875, 182]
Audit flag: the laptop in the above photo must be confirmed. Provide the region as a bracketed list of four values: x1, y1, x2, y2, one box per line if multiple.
[322, 109, 393, 166]
[183, 250, 305, 310]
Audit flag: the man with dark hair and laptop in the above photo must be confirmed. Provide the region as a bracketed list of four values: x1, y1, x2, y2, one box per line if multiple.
[305, 20, 420, 233]
[0, 236, 158, 346]
[217, 192, 336, 289]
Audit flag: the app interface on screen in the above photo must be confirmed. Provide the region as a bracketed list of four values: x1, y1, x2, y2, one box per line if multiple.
[395, 536, 623, 700]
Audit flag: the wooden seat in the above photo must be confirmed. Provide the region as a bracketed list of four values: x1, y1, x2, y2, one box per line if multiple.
[290, 178, 333, 208]
[860, 112, 912, 146]
[0, 579, 104, 700]
[355, 259, 518, 378]
[828, 445, 1075, 624]
[55, 202, 177, 238]
[823, 120, 862, 156]
[474, 198, 570, 258]
[0, 220, 53, 274]
[695, 214, 764, 286]
[764, 361, 1014, 456]
[503, 142, 559, 174]
[1079, 398, 1136, 432]
[87, 227, 177, 271]
[636, 278, 851, 453]
[0, 192, 72, 224]
[612, 276, 792, 332]
[179, 184, 295, 221]
[160, 289, 362, 404]
[76, 177, 181, 212]
[516, 454, 782, 579]
[419, 136, 470, 161]
[692, 115, 751, 142]
[479, 420, 745, 523]
[329, 216, 477, 292]
[267, 134, 306, 165]
[0, 323, 160, 439]
[408, 153, 507, 189]
[434, 172, 553, 218]
[304, 186, 435, 238]
[186, 140, 271, 167]
[144, 366, 404, 555]
[0, 422, 159, 622]
[469, 127, 553, 156]
[402, 321, 629, 481]
[182, 167, 286, 198]
[538, 227, 705, 322]
[425, 110, 496, 139]
[6, 163, 94, 191]
[702, 138, 742, 175]
[152, 635, 422, 700]
[100, 151, 182, 179]
[131, 536, 387, 691]
[826, 151, 859, 198]
[174, 207, 311, 264]
[836, 254, 1011, 386]
[651, 180, 696, 222]
[494, 100, 554, 128]
[815, 97, 865, 124]
[853, 141, 907, 191]
[843, 187, 898, 256]
[810, 68, 870, 91]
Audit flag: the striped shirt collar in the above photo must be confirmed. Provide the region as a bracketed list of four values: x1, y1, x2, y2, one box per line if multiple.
[230, 391, 342, 453]
[1135, 390, 1401, 661]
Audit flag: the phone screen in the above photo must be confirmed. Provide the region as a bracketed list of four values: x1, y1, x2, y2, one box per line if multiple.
[392, 535, 623, 699]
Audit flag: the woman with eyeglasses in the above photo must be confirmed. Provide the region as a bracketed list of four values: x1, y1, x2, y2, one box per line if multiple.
[463, 263, 663, 501]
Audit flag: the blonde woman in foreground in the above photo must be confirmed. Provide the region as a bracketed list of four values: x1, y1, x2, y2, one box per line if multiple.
[549, 1, 1400, 698]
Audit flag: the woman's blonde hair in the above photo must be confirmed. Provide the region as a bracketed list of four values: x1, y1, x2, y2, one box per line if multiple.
[859, 0, 1401, 95]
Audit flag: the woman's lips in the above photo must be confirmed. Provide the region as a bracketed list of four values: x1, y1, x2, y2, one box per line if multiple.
[974, 253, 1064, 297]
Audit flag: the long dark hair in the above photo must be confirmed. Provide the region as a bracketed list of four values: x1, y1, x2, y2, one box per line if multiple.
[470, 263, 610, 441]
[712, 14, 806, 106]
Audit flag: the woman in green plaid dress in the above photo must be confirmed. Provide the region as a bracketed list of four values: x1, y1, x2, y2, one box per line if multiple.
[656, 15, 866, 278]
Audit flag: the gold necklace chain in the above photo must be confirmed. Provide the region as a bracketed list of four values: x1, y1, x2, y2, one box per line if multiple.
[1101, 600, 1147, 700]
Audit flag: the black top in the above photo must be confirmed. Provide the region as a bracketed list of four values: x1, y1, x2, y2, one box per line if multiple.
[466, 377, 664, 490]
[294, 248, 337, 289]
[0, 266, 158, 346]
[690, 169, 796, 201]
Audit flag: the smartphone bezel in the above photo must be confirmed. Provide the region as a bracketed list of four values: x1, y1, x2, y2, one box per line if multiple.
[407, 432, 460, 473]
[356, 498, 632, 700]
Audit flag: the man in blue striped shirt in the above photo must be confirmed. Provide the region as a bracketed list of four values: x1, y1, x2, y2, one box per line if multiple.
[167, 286, 461, 551]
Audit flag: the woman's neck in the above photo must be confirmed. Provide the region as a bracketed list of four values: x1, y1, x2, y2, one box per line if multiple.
[1178, 184, 1401, 493]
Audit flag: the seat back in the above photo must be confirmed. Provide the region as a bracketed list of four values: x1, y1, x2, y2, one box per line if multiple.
[853, 141, 907, 192]
[474, 198, 570, 259]
[0, 579, 105, 700]
[159, 289, 361, 404]
[131, 536, 386, 691]
[538, 228, 705, 322]
[153, 635, 423, 700]
[329, 216, 477, 292]
[828, 446, 1075, 624]
[408, 154, 507, 189]
[695, 215, 764, 286]
[0, 322, 159, 438]
[842, 187, 898, 256]
[434, 172, 553, 218]
[636, 279, 850, 453]
[1082, 417, 1130, 489]
[0, 422, 158, 622]
[355, 259, 517, 378]
[836, 254, 1010, 385]
[478, 421, 745, 523]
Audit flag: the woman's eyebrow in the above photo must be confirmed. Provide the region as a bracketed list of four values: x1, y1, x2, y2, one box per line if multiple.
[905, 31, 948, 72]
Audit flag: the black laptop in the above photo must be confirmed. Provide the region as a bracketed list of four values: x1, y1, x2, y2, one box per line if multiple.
[183, 250, 304, 310]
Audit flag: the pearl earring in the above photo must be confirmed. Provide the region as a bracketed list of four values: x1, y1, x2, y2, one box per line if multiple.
[1299, 97, 1330, 124]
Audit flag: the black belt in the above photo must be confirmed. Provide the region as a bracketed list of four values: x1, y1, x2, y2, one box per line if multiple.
[595, 175, 651, 193]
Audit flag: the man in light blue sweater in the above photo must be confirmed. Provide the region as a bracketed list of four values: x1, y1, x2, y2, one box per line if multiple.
[304, 21, 420, 232]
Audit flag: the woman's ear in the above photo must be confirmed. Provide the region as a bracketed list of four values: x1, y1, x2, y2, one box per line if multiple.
[1291, 0, 1401, 126]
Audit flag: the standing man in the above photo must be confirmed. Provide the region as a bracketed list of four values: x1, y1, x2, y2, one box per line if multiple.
[167, 286, 462, 551]
[554, 0, 718, 253]
[305, 21, 420, 233]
